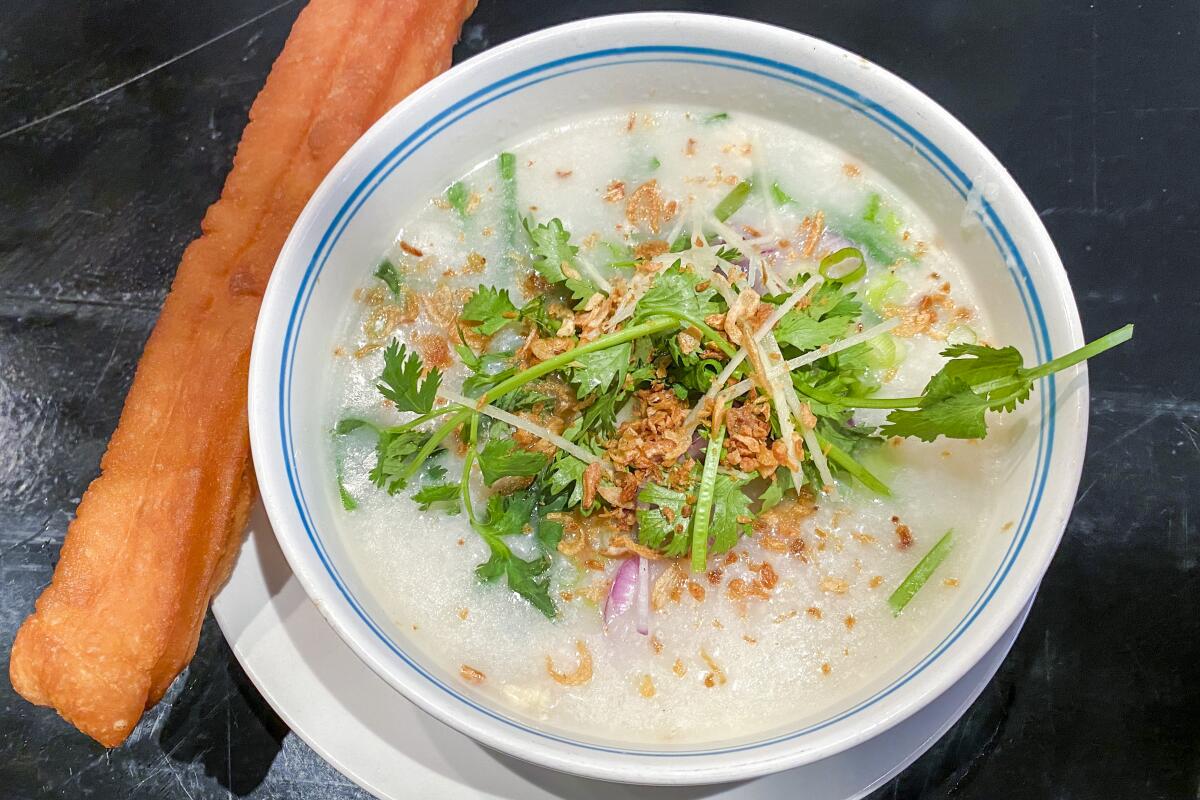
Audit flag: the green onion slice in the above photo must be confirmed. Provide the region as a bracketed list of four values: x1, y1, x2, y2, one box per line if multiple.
[690, 425, 726, 572]
[819, 247, 867, 284]
[770, 181, 794, 207]
[864, 273, 908, 312]
[714, 180, 753, 222]
[498, 151, 516, 181]
[888, 529, 954, 615]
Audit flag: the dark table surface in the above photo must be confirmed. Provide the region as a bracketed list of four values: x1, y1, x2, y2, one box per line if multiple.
[2, 1, 1197, 798]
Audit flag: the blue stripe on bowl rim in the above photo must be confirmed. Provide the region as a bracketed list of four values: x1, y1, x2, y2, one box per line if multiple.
[277, 45, 1057, 757]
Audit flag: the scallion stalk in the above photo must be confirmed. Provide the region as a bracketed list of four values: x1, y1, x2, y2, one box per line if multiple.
[819, 436, 891, 496]
[888, 529, 954, 614]
[481, 317, 679, 404]
[394, 408, 472, 488]
[498, 152, 519, 259]
[714, 180, 753, 222]
[690, 424, 726, 572]
[460, 412, 480, 525]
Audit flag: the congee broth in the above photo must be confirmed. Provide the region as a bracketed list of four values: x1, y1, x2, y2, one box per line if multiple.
[327, 107, 1129, 742]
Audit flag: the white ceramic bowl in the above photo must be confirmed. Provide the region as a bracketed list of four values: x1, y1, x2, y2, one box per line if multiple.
[249, 12, 1087, 785]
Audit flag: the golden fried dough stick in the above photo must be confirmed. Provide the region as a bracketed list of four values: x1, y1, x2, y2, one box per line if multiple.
[10, 0, 477, 747]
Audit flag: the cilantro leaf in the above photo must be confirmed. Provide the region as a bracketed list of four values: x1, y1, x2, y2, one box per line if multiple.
[571, 341, 630, 397]
[502, 555, 556, 618]
[369, 428, 435, 494]
[548, 454, 587, 508]
[935, 343, 1029, 412]
[475, 550, 507, 581]
[334, 417, 376, 435]
[523, 217, 599, 303]
[472, 545, 556, 618]
[576, 391, 623, 438]
[519, 295, 560, 336]
[879, 342, 1039, 442]
[879, 326, 1134, 442]
[808, 280, 863, 321]
[774, 312, 852, 352]
[757, 471, 788, 512]
[457, 348, 519, 398]
[412, 482, 461, 512]
[494, 388, 556, 413]
[535, 495, 567, 553]
[635, 264, 720, 323]
[453, 338, 483, 370]
[476, 490, 537, 540]
[477, 437, 549, 486]
[377, 340, 440, 414]
[601, 240, 638, 270]
[636, 483, 691, 557]
[374, 259, 403, 296]
[338, 481, 357, 511]
[879, 374, 990, 442]
[714, 246, 742, 264]
[709, 474, 754, 554]
[470, 490, 557, 617]
[462, 285, 519, 336]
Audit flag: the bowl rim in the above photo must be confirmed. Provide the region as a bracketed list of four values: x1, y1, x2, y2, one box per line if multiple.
[248, 11, 1088, 784]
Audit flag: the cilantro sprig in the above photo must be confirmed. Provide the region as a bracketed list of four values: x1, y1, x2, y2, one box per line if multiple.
[523, 217, 600, 304]
[879, 324, 1133, 442]
[462, 285, 519, 336]
[378, 340, 441, 414]
[477, 437, 549, 485]
[338, 165, 1135, 616]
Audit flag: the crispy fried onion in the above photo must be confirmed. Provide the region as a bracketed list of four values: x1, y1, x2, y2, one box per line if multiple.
[600, 535, 663, 561]
[652, 561, 687, 609]
[546, 640, 593, 686]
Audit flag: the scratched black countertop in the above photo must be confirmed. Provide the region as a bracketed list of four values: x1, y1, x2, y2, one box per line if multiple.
[1, 1, 1197, 798]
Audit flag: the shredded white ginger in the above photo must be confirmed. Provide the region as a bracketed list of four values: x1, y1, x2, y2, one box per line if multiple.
[437, 388, 611, 471]
[575, 250, 613, 294]
[746, 328, 806, 493]
[681, 274, 823, 436]
[664, 198, 691, 246]
[709, 215, 786, 295]
[759, 331, 835, 494]
[720, 317, 901, 401]
[605, 270, 654, 331]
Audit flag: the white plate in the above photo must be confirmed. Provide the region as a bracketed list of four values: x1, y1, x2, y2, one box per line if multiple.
[213, 501, 1033, 800]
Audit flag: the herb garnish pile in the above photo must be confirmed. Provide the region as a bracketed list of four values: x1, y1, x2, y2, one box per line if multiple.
[336, 163, 1132, 618]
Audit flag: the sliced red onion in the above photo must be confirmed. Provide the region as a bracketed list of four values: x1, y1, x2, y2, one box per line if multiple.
[750, 266, 767, 294]
[636, 556, 650, 636]
[603, 557, 638, 628]
[686, 432, 706, 459]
